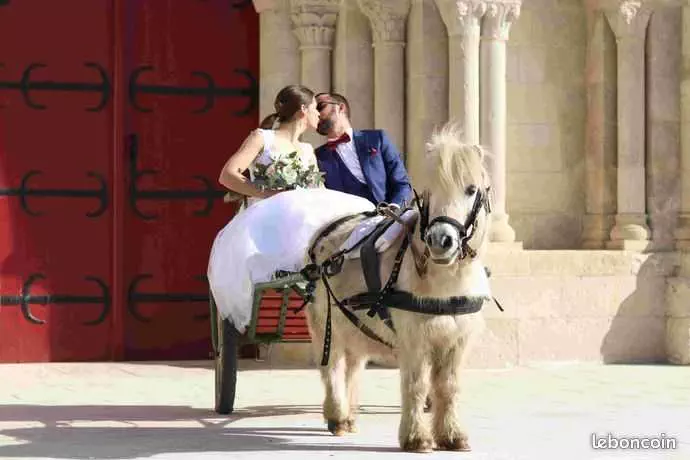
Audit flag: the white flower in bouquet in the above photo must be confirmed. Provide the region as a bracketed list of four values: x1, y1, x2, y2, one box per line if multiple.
[281, 165, 298, 184]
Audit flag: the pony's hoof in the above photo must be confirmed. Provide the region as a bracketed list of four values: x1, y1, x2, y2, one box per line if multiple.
[345, 419, 358, 433]
[401, 436, 434, 453]
[327, 419, 350, 436]
[436, 435, 471, 452]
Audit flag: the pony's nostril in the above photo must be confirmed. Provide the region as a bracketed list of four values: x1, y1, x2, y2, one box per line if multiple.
[441, 235, 453, 249]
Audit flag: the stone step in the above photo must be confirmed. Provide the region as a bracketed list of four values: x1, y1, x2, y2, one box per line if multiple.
[258, 250, 689, 368]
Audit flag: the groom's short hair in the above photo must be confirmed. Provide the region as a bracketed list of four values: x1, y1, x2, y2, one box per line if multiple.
[316, 92, 351, 119]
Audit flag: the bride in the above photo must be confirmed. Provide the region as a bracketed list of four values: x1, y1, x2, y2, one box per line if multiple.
[207, 85, 376, 333]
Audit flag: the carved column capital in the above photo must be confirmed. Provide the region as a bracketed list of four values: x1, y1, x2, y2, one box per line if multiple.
[253, 0, 287, 13]
[435, 0, 486, 36]
[357, 0, 411, 44]
[601, 0, 653, 39]
[481, 0, 522, 41]
[290, 0, 340, 49]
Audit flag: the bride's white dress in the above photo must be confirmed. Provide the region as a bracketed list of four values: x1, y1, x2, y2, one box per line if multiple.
[207, 129, 376, 332]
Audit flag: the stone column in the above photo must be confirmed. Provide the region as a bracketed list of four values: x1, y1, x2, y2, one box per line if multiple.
[647, 6, 682, 251]
[435, 0, 486, 144]
[603, 1, 652, 249]
[332, 0, 374, 129]
[582, 3, 617, 248]
[253, 0, 301, 120]
[480, 0, 521, 243]
[290, 0, 340, 144]
[668, 0, 690, 365]
[406, 0, 448, 186]
[358, 0, 411, 153]
[290, 0, 339, 93]
[676, 1, 690, 251]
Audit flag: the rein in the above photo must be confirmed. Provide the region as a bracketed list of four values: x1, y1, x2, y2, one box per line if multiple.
[377, 204, 429, 277]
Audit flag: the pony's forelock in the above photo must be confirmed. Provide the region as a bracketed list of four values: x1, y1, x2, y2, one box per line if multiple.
[422, 122, 491, 199]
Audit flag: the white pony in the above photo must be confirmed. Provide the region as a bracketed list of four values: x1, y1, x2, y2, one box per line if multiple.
[304, 122, 493, 452]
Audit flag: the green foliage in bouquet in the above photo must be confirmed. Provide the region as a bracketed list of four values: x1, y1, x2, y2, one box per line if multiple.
[224, 151, 325, 203]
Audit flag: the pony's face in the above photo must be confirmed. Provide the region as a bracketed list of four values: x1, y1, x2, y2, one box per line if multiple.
[422, 184, 490, 265]
[417, 125, 492, 266]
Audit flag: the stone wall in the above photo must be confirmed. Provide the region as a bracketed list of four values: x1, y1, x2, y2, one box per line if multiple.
[264, 250, 674, 368]
[253, 0, 684, 251]
[506, 0, 588, 249]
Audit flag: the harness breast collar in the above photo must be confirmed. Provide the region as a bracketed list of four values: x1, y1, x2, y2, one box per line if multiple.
[298, 188, 501, 366]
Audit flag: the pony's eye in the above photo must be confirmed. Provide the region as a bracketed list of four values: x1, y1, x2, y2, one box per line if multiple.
[465, 185, 478, 196]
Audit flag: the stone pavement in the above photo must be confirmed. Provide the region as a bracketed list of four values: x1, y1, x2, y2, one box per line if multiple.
[0, 360, 688, 460]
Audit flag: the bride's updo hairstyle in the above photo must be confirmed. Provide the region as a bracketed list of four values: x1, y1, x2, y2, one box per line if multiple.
[259, 85, 315, 129]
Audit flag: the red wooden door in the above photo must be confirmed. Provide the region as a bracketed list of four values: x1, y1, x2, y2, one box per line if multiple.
[0, 0, 115, 361]
[120, 0, 258, 360]
[0, 0, 258, 362]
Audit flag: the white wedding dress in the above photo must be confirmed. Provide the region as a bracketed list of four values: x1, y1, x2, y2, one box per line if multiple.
[207, 129, 376, 333]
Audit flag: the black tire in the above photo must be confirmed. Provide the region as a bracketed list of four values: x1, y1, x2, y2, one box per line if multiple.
[214, 313, 239, 415]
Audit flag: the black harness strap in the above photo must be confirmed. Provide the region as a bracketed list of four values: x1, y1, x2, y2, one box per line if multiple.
[307, 210, 378, 264]
[319, 222, 415, 367]
[360, 216, 397, 293]
[319, 272, 395, 366]
[345, 291, 488, 316]
[414, 190, 429, 241]
[308, 209, 399, 365]
[426, 215, 465, 233]
[364, 232, 410, 330]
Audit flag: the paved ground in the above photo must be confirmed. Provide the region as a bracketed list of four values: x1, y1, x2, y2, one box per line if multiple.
[0, 360, 688, 460]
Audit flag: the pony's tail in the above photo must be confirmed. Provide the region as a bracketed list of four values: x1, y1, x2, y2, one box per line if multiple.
[260, 113, 279, 129]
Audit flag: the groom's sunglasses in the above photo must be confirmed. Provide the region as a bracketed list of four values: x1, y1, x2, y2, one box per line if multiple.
[317, 101, 338, 112]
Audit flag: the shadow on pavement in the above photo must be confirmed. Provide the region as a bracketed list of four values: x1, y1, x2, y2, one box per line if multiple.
[0, 403, 402, 458]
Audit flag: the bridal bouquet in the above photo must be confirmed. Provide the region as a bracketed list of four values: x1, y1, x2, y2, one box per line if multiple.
[224, 150, 325, 203]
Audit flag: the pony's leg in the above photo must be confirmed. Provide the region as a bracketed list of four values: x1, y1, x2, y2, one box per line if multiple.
[430, 343, 470, 451]
[398, 350, 433, 452]
[319, 348, 351, 436]
[344, 351, 367, 433]
[304, 295, 350, 434]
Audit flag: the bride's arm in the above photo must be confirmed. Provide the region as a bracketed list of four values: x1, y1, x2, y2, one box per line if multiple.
[219, 130, 275, 199]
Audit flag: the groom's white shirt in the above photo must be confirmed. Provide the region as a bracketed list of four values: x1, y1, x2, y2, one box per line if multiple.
[329, 127, 366, 184]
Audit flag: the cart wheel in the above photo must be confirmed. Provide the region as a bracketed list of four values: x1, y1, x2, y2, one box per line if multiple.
[215, 311, 239, 415]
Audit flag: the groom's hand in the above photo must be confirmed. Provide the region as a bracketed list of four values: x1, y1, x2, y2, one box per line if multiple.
[376, 202, 400, 214]
[388, 203, 401, 214]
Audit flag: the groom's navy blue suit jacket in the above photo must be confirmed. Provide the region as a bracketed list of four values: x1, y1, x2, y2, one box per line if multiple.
[315, 129, 412, 207]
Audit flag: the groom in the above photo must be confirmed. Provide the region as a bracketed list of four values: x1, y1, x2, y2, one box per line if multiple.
[315, 92, 412, 208]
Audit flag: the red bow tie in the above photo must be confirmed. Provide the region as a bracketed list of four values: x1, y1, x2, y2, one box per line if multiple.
[325, 132, 351, 151]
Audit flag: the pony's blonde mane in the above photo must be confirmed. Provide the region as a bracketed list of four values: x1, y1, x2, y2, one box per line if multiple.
[422, 123, 491, 197]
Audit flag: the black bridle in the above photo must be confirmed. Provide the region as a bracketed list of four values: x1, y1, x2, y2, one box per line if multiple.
[413, 186, 492, 261]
